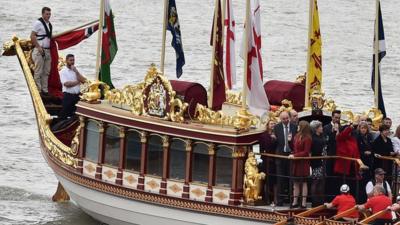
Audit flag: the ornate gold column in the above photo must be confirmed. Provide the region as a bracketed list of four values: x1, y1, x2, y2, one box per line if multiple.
[205, 143, 215, 202]
[182, 140, 192, 199]
[229, 146, 246, 205]
[137, 132, 147, 190]
[77, 116, 86, 174]
[95, 121, 105, 180]
[160, 135, 170, 195]
[116, 127, 126, 185]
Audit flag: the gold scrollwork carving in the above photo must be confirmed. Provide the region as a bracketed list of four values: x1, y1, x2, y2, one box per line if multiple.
[232, 150, 246, 158]
[70, 124, 82, 156]
[185, 139, 192, 152]
[225, 90, 242, 105]
[81, 80, 110, 103]
[162, 135, 169, 148]
[98, 121, 105, 133]
[79, 116, 86, 126]
[119, 127, 126, 138]
[104, 64, 190, 121]
[341, 110, 355, 125]
[295, 73, 306, 85]
[323, 98, 337, 112]
[364, 107, 383, 131]
[11, 37, 77, 167]
[260, 112, 279, 128]
[139, 131, 148, 143]
[208, 143, 215, 155]
[233, 108, 258, 131]
[167, 98, 188, 123]
[272, 99, 294, 118]
[194, 104, 258, 130]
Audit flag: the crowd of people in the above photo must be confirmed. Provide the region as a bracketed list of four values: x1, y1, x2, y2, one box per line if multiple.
[259, 109, 400, 211]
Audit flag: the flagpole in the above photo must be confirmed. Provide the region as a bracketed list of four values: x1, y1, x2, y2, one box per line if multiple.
[221, 0, 226, 51]
[304, 0, 313, 108]
[304, 0, 314, 109]
[52, 19, 99, 39]
[160, 0, 168, 75]
[241, 0, 250, 109]
[222, 0, 229, 90]
[95, 0, 105, 80]
[374, 0, 380, 108]
[209, 0, 219, 108]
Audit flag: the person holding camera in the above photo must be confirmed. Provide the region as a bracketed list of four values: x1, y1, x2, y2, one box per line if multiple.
[30, 7, 52, 96]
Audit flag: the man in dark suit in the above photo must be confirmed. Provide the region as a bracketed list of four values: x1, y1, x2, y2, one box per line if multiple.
[274, 111, 297, 206]
[323, 110, 341, 201]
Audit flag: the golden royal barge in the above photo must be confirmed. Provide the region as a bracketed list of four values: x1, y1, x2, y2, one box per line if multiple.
[2, 0, 396, 224]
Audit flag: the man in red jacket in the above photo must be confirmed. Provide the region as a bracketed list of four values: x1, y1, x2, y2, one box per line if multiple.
[324, 184, 358, 221]
[357, 185, 393, 225]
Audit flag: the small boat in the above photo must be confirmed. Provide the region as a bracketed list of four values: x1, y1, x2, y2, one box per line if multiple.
[2, 0, 393, 224]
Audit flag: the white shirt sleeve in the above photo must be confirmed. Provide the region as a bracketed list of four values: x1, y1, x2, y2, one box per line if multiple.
[60, 69, 67, 85]
[366, 181, 373, 195]
[386, 181, 392, 195]
[393, 137, 400, 154]
[32, 20, 42, 33]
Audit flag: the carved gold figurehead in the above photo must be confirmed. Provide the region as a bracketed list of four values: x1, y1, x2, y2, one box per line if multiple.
[243, 152, 266, 204]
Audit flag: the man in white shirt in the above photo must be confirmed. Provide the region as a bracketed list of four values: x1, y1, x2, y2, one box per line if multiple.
[366, 168, 392, 199]
[30, 7, 52, 95]
[59, 54, 86, 119]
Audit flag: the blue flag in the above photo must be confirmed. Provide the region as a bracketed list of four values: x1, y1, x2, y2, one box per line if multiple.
[371, 2, 386, 118]
[167, 0, 185, 78]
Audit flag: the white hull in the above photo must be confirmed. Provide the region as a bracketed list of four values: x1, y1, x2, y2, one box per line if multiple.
[56, 175, 268, 225]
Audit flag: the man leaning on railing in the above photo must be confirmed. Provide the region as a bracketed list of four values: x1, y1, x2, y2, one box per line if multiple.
[273, 111, 297, 206]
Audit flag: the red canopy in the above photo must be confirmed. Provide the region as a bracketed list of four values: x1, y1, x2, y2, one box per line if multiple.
[170, 80, 208, 118]
[264, 80, 305, 112]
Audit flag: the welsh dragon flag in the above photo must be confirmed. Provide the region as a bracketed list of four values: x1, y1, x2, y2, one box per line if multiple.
[99, 0, 118, 89]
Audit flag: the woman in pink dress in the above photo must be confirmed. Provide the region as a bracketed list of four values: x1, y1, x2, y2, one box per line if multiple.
[289, 120, 312, 208]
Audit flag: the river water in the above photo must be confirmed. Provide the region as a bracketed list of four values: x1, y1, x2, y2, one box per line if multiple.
[0, 0, 399, 224]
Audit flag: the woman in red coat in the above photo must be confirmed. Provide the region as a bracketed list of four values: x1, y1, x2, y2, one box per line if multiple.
[334, 124, 360, 176]
[289, 120, 312, 208]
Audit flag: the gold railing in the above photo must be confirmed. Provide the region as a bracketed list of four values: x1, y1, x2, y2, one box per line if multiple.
[12, 36, 77, 167]
[260, 153, 368, 169]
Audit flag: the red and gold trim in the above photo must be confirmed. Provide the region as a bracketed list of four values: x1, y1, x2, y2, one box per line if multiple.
[41, 140, 288, 223]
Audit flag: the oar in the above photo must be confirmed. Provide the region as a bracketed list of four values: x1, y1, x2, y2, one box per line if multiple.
[296, 205, 326, 217]
[358, 209, 389, 224]
[333, 206, 358, 220]
[313, 206, 358, 225]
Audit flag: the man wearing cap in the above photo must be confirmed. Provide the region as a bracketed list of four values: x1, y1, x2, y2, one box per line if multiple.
[357, 185, 393, 225]
[366, 168, 392, 199]
[324, 184, 359, 221]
